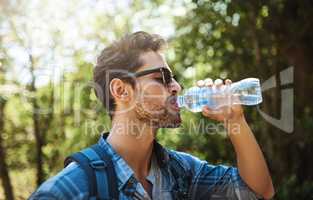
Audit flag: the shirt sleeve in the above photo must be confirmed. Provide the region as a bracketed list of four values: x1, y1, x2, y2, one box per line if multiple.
[28, 162, 89, 200]
[29, 190, 60, 200]
[174, 151, 262, 200]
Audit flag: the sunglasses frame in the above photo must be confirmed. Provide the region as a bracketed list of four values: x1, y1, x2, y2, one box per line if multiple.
[134, 67, 175, 86]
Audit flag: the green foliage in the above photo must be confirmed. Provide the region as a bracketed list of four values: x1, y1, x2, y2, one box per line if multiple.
[165, 0, 313, 198]
[1, 0, 313, 199]
[276, 176, 313, 199]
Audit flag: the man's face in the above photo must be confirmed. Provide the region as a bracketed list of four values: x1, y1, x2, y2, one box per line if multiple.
[132, 51, 182, 128]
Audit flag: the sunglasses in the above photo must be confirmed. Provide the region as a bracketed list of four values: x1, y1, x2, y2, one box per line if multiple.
[133, 67, 176, 86]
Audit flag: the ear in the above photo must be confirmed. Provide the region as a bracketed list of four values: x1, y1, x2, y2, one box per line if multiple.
[109, 78, 132, 102]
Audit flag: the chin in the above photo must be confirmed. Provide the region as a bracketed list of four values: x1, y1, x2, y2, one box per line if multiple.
[158, 112, 182, 128]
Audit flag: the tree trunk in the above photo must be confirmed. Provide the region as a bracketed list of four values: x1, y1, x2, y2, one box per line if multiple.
[0, 98, 14, 200]
[32, 99, 44, 186]
[29, 54, 45, 186]
[283, 45, 313, 183]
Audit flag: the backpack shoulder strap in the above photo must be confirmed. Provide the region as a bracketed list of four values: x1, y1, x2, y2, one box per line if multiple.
[64, 145, 119, 200]
[167, 151, 192, 200]
[91, 144, 119, 200]
[64, 150, 98, 199]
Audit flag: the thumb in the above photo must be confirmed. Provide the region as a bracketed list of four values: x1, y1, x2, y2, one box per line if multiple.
[202, 105, 224, 121]
[202, 106, 217, 117]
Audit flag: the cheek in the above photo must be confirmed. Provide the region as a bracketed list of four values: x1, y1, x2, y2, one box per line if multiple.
[137, 81, 168, 103]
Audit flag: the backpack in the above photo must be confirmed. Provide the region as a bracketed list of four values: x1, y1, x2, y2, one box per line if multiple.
[64, 143, 191, 200]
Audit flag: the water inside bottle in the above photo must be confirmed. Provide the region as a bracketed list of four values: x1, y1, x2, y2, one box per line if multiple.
[177, 78, 263, 112]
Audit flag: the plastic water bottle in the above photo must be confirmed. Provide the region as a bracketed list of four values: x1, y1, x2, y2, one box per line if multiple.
[177, 78, 262, 112]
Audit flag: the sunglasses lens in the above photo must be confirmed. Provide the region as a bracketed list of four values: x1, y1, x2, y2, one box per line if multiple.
[162, 68, 172, 84]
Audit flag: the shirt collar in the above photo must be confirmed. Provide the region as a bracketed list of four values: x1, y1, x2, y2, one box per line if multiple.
[145, 153, 158, 184]
[97, 132, 170, 191]
[97, 133, 134, 191]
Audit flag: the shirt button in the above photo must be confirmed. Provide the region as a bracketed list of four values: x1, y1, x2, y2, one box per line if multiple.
[127, 181, 133, 187]
[127, 177, 136, 187]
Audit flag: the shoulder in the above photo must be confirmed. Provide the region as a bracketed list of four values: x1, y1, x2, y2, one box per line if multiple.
[166, 150, 261, 199]
[29, 162, 89, 200]
[167, 149, 207, 175]
[167, 150, 239, 180]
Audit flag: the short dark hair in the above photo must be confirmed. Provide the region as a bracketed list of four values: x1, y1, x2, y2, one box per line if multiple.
[93, 31, 167, 119]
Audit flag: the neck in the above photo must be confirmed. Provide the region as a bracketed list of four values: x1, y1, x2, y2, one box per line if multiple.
[107, 114, 157, 179]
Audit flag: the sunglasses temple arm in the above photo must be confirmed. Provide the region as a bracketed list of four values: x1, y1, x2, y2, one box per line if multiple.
[134, 68, 160, 77]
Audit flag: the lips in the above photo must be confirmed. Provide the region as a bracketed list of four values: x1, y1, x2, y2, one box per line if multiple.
[171, 101, 180, 112]
[167, 96, 180, 112]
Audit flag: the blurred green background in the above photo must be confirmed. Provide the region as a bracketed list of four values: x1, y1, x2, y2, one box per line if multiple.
[0, 0, 312, 199]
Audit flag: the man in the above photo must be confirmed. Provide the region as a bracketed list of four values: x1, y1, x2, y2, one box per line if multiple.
[30, 31, 274, 199]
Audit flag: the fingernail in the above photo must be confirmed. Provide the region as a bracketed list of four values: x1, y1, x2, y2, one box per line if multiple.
[214, 79, 223, 85]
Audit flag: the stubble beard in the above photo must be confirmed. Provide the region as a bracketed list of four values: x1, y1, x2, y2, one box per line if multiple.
[134, 100, 181, 129]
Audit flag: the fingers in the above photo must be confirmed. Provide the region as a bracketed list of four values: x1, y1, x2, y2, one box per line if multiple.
[204, 78, 213, 87]
[225, 79, 232, 85]
[202, 106, 214, 117]
[202, 105, 224, 121]
[224, 78, 232, 94]
[214, 78, 223, 87]
[197, 78, 233, 88]
[197, 80, 205, 87]
[197, 78, 213, 87]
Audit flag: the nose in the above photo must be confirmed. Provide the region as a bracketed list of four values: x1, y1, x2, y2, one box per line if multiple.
[168, 79, 182, 95]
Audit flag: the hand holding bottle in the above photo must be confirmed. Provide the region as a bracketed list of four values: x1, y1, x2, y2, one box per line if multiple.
[177, 77, 262, 113]
[177, 77, 263, 122]
[199, 78, 244, 123]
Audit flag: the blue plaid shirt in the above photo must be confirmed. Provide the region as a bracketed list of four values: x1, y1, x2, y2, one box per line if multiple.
[30, 134, 261, 200]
